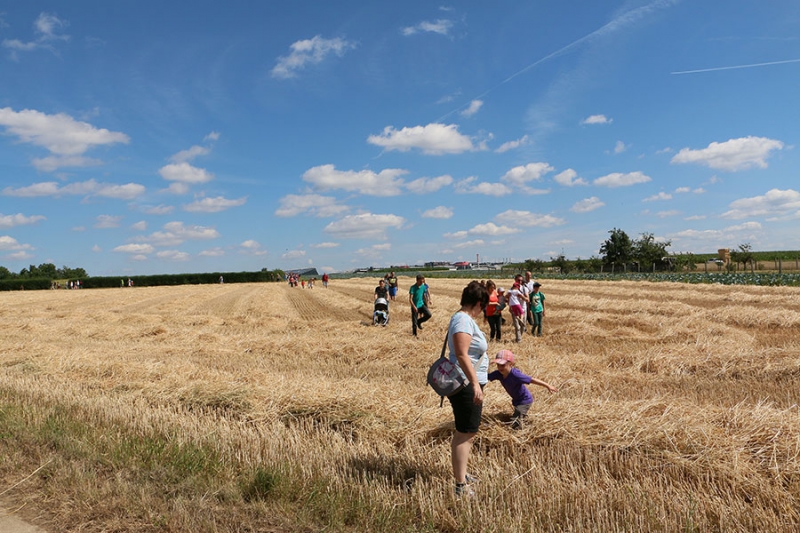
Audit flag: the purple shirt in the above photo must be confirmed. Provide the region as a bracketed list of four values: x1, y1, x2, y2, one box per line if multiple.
[488, 367, 534, 406]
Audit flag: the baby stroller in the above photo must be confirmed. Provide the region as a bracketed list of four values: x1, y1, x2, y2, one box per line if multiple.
[373, 298, 389, 326]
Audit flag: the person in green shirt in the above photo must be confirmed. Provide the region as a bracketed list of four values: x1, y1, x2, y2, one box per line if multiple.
[530, 282, 545, 336]
[408, 274, 431, 337]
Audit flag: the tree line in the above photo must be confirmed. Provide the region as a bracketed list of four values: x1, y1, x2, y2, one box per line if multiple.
[522, 228, 770, 274]
[0, 262, 87, 280]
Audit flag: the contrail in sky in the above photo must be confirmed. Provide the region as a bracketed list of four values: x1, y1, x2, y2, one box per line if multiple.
[437, 0, 680, 121]
[672, 58, 800, 75]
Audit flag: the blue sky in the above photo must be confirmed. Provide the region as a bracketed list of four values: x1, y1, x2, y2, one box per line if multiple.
[1, 1, 799, 276]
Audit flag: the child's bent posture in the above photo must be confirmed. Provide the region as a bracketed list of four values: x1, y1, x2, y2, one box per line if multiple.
[488, 349, 557, 429]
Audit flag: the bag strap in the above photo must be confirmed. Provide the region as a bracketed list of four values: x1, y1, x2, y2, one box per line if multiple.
[439, 333, 448, 408]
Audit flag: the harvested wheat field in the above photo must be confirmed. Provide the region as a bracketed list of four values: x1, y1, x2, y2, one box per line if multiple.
[1, 277, 799, 532]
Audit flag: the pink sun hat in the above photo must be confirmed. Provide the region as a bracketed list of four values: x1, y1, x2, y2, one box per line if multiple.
[492, 349, 516, 365]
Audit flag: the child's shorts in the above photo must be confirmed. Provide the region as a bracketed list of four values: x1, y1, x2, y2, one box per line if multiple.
[510, 304, 523, 317]
[512, 402, 532, 419]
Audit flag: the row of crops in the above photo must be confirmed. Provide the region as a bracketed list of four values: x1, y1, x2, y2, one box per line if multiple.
[336, 270, 800, 287]
[542, 272, 800, 286]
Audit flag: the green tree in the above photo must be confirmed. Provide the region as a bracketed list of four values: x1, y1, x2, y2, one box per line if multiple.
[0, 266, 12, 279]
[633, 233, 672, 271]
[523, 258, 545, 273]
[730, 243, 755, 272]
[550, 254, 571, 274]
[587, 256, 603, 273]
[36, 263, 58, 279]
[599, 228, 633, 267]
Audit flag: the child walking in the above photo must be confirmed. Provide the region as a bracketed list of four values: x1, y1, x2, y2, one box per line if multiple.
[488, 349, 557, 429]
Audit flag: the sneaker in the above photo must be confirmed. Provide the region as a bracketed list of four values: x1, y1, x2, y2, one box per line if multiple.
[464, 474, 479, 484]
[417, 323, 423, 330]
[454, 483, 475, 498]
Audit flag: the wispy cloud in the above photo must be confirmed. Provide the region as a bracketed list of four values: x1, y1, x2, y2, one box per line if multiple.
[402, 19, 453, 36]
[581, 114, 612, 125]
[460, 100, 483, 117]
[593, 171, 651, 188]
[271, 35, 356, 79]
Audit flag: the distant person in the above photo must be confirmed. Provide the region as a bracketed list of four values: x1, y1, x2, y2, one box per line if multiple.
[484, 280, 502, 342]
[322, 272, 329, 288]
[530, 282, 545, 336]
[488, 349, 557, 429]
[523, 271, 536, 330]
[219, 275, 224, 284]
[446, 280, 490, 497]
[374, 279, 389, 301]
[408, 274, 431, 336]
[507, 276, 528, 343]
[387, 271, 399, 301]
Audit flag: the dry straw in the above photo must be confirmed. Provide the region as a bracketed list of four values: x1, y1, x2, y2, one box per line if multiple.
[1, 278, 799, 532]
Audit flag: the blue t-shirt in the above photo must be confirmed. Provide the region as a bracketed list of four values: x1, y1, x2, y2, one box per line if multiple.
[447, 311, 488, 384]
[488, 367, 534, 406]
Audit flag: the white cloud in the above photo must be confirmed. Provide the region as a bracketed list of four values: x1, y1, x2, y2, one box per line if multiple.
[643, 192, 672, 202]
[495, 135, 530, 153]
[355, 243, 391, 258]
[452, 239, 485, 249]
[675, 187, 690, 193]
[0, 235, 33, 252]
[240, 240, 267, 255]
[156, 250, 190, 261]
[445, 222, 520, 240]
[94, 215, 122, 229]
[323, 213, 405, 240]
[113, 243, 155, 255]
[553, 168, 588, 187]
[2, 179, 144, 200]
[131, 221, 147, 231]
[684, 215, 706, 221]
[97, 183, 146, 200]
[461, 100, 483, 118]
[671, 136, 784, 171]
[275, 193, 349, 218]
[421, 206, 453, 219]
[613, 140, 628, 154]
[135, 221, 220, 247]
[570, 197, 605, 213]
[311, 242, 340, 249]
[402, 19, 454, 36]
[495, 210, 566, 228]
[169, 145, 210, 163]
[142, 204, 174, 215]
[656, 210, 680, 218]
[199, 247, 225, 257]
[367, 123, 477, 155]
[0, 107, 129, 171]
[593, 171, 651, 188]
[406, 174, 453, 194]
[281, 250, 306, 260]
[0, 213, 45, 228]
[1, 13, 70, 57]
[455, 177, 513, 196]
[92, 244, 101, 253]
[271, 35, 356, 79]
[204, 131, 220, 142]
[501, 163, 554, 187]
[302, 164, 407, 196]
[581, 114, 612, 125]
[183, 196, 247, 213]
[721, 189, 800, 219]
[158, 162, 214, 185]
[672, 222, 763, 241]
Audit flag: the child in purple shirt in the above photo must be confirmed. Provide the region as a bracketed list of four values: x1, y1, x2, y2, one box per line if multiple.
[488, 349, 558, 429]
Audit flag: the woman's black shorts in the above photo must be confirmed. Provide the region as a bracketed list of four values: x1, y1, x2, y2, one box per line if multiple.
[448, 383, 484, 434]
